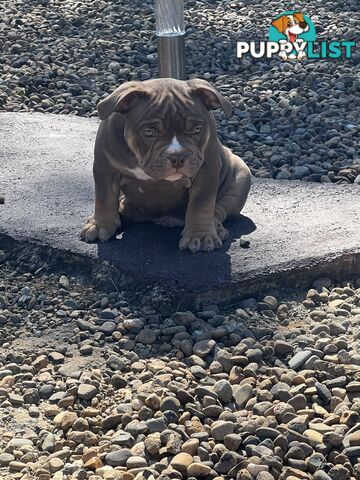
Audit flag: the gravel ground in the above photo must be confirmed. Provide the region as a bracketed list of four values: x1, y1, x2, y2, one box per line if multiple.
[1, 249, 360, 480]
[0, 0, 359, 183]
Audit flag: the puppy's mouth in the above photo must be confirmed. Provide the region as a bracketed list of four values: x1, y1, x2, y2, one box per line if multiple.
[288, 32, 297, 42]
[287, 23, 309, 42]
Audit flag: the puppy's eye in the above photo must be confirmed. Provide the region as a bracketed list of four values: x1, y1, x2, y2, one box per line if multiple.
[192, 126, 202, 135]
[142, 128, 156, 137]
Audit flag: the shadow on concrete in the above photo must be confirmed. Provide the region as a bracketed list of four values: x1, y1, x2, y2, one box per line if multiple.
[97, 214, 256, 292]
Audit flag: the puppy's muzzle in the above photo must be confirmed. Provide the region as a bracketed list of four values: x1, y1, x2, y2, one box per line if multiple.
[299, 21, 307, 29]
[168, 149, 192, 169]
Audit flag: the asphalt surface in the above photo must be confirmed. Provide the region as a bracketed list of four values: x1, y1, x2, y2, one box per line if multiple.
[1, 112, 359, 304]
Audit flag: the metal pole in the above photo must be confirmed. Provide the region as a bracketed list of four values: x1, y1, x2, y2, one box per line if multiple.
[155, 0, 186, 80]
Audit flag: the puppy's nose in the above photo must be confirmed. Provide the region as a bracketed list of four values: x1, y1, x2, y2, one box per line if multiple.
[299, 21, 307, 28]
[169, 150, 191, 169]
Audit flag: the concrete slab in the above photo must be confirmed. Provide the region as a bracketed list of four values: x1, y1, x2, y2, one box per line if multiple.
[1, 112, 359, 307]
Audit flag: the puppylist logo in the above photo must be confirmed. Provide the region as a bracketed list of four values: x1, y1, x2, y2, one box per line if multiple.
[237, 11, 356, 61]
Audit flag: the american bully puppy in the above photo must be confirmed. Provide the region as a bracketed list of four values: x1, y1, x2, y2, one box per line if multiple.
[80, 78, 251, 253]
[271, 12, 309, 60]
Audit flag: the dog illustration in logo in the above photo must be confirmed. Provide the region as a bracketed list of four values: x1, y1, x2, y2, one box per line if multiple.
[271, 12, 309, 60]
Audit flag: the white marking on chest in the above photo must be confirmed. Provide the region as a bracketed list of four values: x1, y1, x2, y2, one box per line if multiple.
[124, 167, 153, 181]
[165, 136, 184, 153]
[138, 187, 145, 193]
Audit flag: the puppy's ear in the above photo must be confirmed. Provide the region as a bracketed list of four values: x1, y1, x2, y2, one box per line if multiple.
[97, 81, 150, 120]
[293, 12, 305, 23]
[271, 15, 287, 33]
[188, 78, 232, 118]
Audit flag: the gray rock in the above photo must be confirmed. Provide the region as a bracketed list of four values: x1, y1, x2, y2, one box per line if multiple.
[274, 340, 294, 356]
[98, 321, 116, 335]
[147, 417, 167, 433]
[105, 449, 132, 466]
[76, 319, 95, 332]
[213, 379, 233, 404]
[0, 453, 15, 466]
[289, 350, 312, 369]
[136, 328, 156, 344]
[193, 339, 216, 358]
[293, 166, 310, 179]
[99, 308, 118, 319]
[102, 414, 123, 431]
[77, 384, 98, 400]
[214, 451, 242, 474]
[211, 420, 234, 440]
[233, 384, 253, 408]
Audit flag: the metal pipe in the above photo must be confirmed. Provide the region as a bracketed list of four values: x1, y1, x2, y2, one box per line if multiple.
[157, 36, 186, 79]
[155, 0, 186, 80]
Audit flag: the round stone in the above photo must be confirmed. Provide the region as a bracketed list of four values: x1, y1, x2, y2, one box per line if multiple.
[170, 452, 193, 472]
[160, 396, 181, 412]
[187, 463, 212, 477]
[181, 439, 199, 456]
[211, 420, 234, 441]
[126, 456, 147, 469]
[77, 384, 98, 400]
[213, 379, 233, 403]
[0, 453, 15, 466]
[193, 339, 216, 357]
[233, 384, 253, 408]
[105, 449, 132, 467]
[136, 328, 156, 344]
[98, 321, 116, 335]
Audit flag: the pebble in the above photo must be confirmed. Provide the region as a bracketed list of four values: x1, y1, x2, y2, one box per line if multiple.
[233, 384, 253, 408]
[193, 339, 216, 357]
[59, 275, 69, 287]
[0, 453, 15, 466]
[187, 463, 212, 477]
[274, 340, 294, 356]
[304, 429, 324, 445]
[105, 449, 132, 467]
[211, 420, 235, 440]
[170, 452, 193, 472]
[213, 379, 233, 403]
[345, 431, 360, 447]
[77, 384, 98, 400]
[289, 351, 313, 370]
[257, 473, 275, 480]
[98, 321, 116, 335]
[126, 456, 147, 468]
[247, 464, 269, 476]
[135, 328, 156, 344]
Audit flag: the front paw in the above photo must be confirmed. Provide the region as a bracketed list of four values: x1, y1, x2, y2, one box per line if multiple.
[298, 51, 306, 60]
[179, 228, 222, 253]
[80, 214, 121, 243]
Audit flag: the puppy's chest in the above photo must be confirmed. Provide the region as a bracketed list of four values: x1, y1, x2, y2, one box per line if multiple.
[120, 177, 189, 213]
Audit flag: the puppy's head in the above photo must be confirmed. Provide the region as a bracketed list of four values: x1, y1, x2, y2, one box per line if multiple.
[96, 78, 232, 181]
[271, 12, 309, 41]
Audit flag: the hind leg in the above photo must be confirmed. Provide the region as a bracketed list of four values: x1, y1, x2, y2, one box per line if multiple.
[120, 197, 185, 228]
[214, 153, 251, 239]
[154, 216, 185, 228]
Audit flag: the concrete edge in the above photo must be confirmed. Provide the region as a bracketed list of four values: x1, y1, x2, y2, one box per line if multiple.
[1, 232, 360, 313]
[198, 249, 360, 307]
